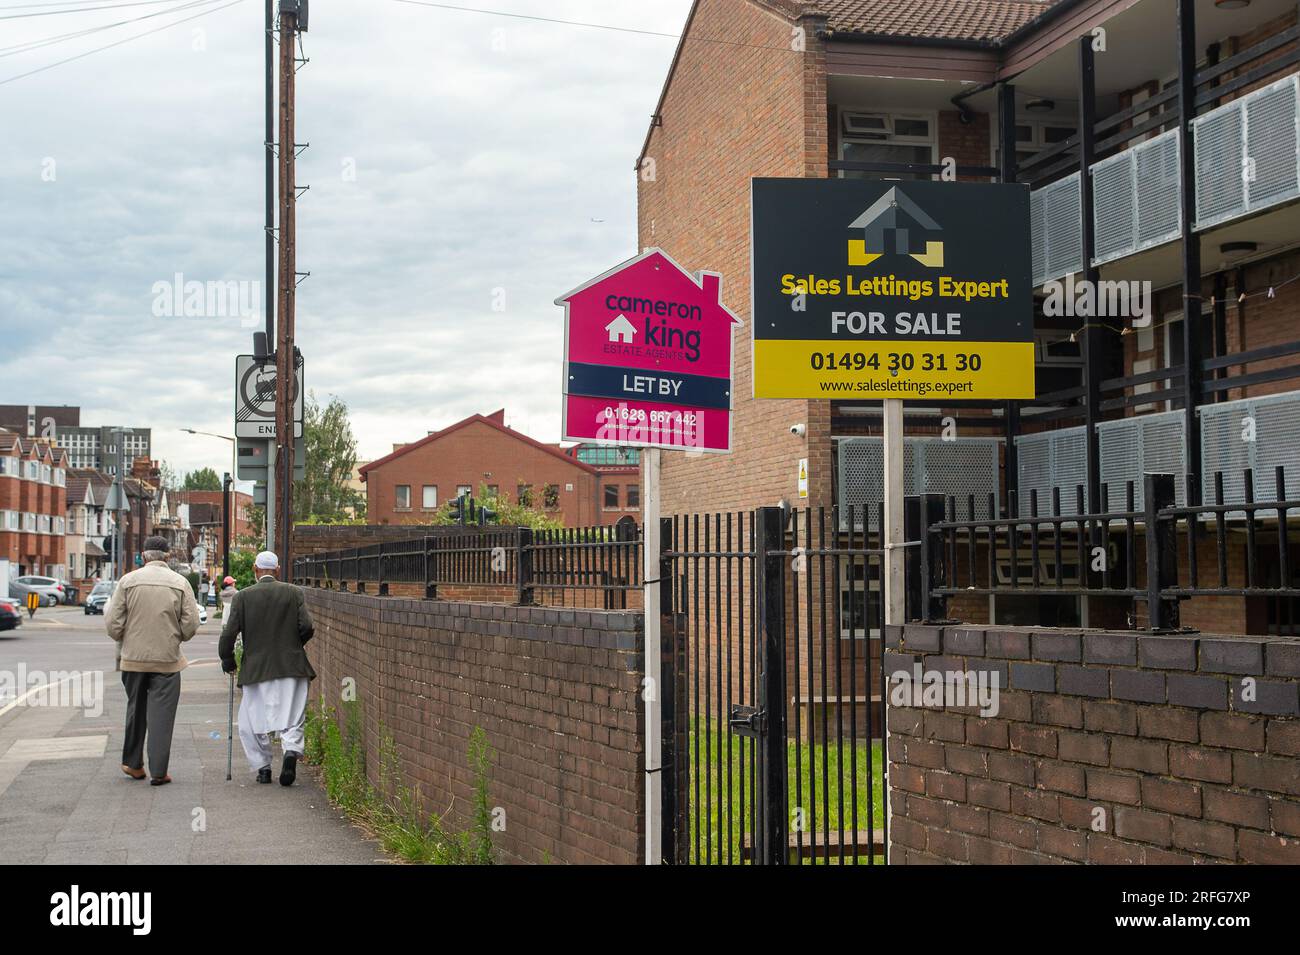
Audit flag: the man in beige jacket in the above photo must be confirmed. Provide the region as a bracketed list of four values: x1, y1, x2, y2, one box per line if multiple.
[106, 535, 200, 785]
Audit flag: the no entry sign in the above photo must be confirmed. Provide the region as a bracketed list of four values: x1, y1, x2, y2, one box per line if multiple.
[557, 248, 741, 454]
[751, 178, 1034, 400]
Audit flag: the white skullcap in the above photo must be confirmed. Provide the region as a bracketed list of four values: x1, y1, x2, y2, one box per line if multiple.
[254, 551, 280, 570]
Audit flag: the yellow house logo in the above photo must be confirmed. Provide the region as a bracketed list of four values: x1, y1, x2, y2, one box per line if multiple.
[847, 186, 945, 269]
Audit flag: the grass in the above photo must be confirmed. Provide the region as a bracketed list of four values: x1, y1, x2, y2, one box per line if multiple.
[304, 699, 495, 864]
[686, 719, 885, 865]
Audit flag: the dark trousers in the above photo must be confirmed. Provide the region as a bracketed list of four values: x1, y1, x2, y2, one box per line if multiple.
[120, 671, 181, 778]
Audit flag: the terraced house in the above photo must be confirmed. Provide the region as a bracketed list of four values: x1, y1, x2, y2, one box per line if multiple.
[640, 0, 1300, 636]
[0, 430, 68, 579]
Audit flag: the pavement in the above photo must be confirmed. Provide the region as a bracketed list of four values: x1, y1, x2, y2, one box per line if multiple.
[0, 604, 385, 864]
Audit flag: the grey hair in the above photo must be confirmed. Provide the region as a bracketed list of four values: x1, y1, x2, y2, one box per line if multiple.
[142, 550, 169, 563]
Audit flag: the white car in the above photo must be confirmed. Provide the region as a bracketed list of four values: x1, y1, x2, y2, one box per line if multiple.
[197, 603, 208, 625]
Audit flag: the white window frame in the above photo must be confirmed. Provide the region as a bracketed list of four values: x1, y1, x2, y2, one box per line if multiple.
[421, 485, 438, 510]
[394, 485, 411, 510]
[837, 108, 938, 180]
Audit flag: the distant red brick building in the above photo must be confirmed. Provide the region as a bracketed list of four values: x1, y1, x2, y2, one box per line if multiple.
[361, 410, 640, 527]
[173, 489, 254, 541]
[0, 430, 69, 577]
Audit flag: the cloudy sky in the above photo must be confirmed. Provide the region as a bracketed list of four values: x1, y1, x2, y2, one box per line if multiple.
[0, 0, 694, 481]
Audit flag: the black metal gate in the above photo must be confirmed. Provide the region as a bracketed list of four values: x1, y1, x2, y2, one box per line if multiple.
[659, 505, 889, 865]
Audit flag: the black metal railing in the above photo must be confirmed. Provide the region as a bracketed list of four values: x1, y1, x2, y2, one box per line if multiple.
[293, 522, 642, 608]
[924, 467, 1300, 631]
[661, 505, 892, 865]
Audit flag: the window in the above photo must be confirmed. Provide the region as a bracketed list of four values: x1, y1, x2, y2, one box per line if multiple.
[486, 484, 499, 498]
[626, 485, 640, 509]
[517, 484, 533, 507]
[0, 457, 16, 476]
[543, 484, 559, 509]
[26, 461, 39, 480]
[996, 119, 1077, 169]
[574, 445, 641, 466]
[604, 484, 620, 509]
[394, 485, 411, 509]
[421, 485, 438, 509]
[839, 111, 935, 181]
[456, 485, 472, 499]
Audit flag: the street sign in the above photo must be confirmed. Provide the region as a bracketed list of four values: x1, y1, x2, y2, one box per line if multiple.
[237, 437, 304, 482]
[253, 482, 267, 506]
[557, 247, 741, 454]
[235, 353, 304, 439]
[751, 179, 1034, 400]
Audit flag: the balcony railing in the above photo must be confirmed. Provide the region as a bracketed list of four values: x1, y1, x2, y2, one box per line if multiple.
[1090, 129, 1182, 266]
[1192, 73, 1300, 231]
[1025, 32, 1300, 285]
[837, 436, 1001, 527]
[1016, 390, 1300, 514]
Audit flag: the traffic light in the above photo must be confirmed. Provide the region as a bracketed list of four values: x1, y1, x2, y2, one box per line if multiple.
[448, 495, 466, 526]
[478, 506, 497, 526]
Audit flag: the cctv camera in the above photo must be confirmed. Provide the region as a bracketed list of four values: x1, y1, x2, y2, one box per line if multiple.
[790, 423, 807, 437]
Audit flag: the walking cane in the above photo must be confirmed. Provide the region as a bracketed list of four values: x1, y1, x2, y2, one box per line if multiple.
[226, 672, 234, 781]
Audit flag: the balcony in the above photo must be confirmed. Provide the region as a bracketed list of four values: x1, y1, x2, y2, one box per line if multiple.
[1015, 390, 1300, 514]
[1033, 77, 1300, 284]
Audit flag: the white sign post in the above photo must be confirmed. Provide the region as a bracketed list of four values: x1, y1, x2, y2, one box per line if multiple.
[643, 447, 662, 864]
[881, 397, 905, 861]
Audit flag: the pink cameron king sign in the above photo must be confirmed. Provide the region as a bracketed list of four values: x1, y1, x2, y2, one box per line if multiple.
[556, 248, 741, 454]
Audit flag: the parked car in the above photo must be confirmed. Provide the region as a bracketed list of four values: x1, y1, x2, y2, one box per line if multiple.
[0, 597, 21, 632]
[197, 601, 208, 625]
[9, 576, 65, 607]
[84, 580, 116, 615]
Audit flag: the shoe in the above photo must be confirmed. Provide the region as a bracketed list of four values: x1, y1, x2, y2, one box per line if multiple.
[279, 751, 299, 787]
[121, 764, 146, 780]
[149, 775, 171, 786]
[256, 767, 273, 784]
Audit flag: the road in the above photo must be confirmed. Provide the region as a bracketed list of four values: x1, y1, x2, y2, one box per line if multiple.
[0, 604, 383, 864]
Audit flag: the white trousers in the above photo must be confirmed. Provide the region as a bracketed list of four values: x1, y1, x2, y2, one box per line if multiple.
[238, 676, 309, 772]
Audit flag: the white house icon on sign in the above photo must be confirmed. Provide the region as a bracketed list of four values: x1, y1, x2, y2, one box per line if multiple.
[606, 314, 636, 344]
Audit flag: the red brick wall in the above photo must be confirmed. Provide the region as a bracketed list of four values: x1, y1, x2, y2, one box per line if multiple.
[303, 588, 645, 864]
[363, 420, 637, 527]
[638, 0, 832, 514]
[887, 624, 1300, 864]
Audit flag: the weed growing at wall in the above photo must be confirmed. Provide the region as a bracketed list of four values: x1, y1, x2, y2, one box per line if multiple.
[304, 698, 496, 864]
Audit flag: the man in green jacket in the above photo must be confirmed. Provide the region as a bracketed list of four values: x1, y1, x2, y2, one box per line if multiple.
[218, 551, 316, 786]
[106, 536, 200, 786]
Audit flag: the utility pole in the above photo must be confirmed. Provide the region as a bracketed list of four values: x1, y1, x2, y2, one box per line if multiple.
[263, 0, 276, 554]
[274, 0, 302, 568]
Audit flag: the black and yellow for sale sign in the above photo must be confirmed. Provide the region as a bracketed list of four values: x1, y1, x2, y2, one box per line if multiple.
[751, 178, 1034, 400]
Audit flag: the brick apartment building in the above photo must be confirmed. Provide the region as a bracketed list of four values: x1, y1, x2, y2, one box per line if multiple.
[0, 430, 68, 579]
[0, 404, 151, 474]
[361, 410, 641, 527]
[639, 0, 1300, 635]
[173, 489, 254, 542]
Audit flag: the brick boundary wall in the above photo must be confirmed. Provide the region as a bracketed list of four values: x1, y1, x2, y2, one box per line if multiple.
[885, 624, 1300, 864]
[302, 588, 646, 864]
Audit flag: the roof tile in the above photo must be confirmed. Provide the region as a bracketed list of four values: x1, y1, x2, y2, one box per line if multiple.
[812, 0, 1055, 43]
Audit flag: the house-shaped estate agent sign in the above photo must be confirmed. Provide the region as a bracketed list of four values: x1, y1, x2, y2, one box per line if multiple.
[558, 247, 741, 454]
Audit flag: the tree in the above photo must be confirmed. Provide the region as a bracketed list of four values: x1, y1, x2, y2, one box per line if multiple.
[183, 467, 222, 491]
[293, 392, 364, 523]
[158, 460, 180, 491]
